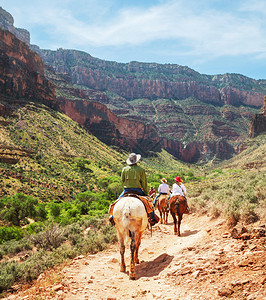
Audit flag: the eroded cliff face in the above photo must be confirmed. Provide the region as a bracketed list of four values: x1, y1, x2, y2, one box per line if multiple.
[58, 98, 161, 155]
[0, 28, 56, 107]
[160, 137, 235, 163]
[35, 48, 265, 107]
[0, 7, 262, 163]
[249, 96, 266, 137]
[0, 7, 30, 45]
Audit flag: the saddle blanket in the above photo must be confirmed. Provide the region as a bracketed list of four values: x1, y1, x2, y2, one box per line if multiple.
[109, 194, 154, 215]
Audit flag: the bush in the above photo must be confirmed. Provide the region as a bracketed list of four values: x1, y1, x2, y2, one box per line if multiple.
[30, 224, 66, 250]
[0, 193, 38, 226]
[0, 226, 24, 244]
[0, 261, 19, 292]
[50, 202, 61, 218]
[107, 182, 123, 200]
[0, 238, 32, 256]
[75, 157, 92, 172]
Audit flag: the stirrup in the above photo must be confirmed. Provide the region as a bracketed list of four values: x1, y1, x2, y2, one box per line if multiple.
[109, 215, 115, 226]
[148, 214, 159, 226]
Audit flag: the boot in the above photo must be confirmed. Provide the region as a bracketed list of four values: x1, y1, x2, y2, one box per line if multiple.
[109, 215, 115, 226]
[148, 211, 159, 226]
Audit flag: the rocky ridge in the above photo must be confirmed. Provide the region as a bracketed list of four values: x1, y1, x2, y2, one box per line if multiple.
[0, 7, 30, 45]
[249, 96, 266, 138]
[1, 8, 265, 162]
[0, 28, 56, 107]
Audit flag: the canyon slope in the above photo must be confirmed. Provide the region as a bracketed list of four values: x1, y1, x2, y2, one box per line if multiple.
[1, 6, 266, 163]
[33, 46, 265, 162]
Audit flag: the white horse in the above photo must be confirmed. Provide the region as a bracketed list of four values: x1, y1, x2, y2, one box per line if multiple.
[113, 196, 148, 280]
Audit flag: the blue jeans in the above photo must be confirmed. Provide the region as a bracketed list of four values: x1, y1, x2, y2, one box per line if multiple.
[118, 188, 145, 199]
[153, 192, 162, 206]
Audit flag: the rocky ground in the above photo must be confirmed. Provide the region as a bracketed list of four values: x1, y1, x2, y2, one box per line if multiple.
[4, 213, 266, 300]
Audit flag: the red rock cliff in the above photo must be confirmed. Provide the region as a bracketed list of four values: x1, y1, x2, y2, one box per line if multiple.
[249, 95, 266, 137]
[59, 97, 161, 155]
[35, 49, 265, 107]
[0, 28, 56, 107]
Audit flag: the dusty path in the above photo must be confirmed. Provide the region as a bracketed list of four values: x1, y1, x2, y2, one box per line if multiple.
[5, 213, 266, 300]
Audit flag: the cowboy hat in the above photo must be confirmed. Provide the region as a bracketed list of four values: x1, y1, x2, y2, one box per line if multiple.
[161, 178, 167, 183]
[175, 176, 182, 182]
[126, 153, 141, 165]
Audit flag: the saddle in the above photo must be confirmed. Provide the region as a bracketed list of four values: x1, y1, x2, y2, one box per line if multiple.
[108, 193, 154, 215]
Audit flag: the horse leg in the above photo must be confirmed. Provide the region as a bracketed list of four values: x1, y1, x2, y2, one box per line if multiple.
[177, 213, 183, 237]
[159, 209, 163, 223]
[118, 233, 126, 272]
[129, 232, 136, 280]
[134, 232, 142, 264]
[165, 210, 168, 224]
[171, 211, 177, 235]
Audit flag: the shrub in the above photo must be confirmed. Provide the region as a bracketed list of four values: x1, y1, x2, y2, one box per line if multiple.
[240, 202, 259, 224]
[0, 261, 19, 292]
[0, 193, 38, 226]
[30, 224, 66, 250]
[75, 157, 92, 172]
[0, 238, 32, 256]
[0, 226, 24, 244]
[107, 182, 123, 200]
[35, 203, 48, 221]
[49, 202, 61, 218]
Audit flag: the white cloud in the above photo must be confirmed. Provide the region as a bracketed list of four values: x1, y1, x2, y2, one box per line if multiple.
[35, 0, 265, 60]
[2, 0, 266, 78]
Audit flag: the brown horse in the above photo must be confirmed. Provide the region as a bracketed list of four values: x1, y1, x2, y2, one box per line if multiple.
[169, 195, 188, 236]
[156, 194, 169, 224]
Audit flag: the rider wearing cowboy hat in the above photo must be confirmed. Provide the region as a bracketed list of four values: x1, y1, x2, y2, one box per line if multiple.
[109, 153, 158, 225]
[153, 178, 170, 207]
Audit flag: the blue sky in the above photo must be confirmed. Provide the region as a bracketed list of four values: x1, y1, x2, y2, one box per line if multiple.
[2, 0, 266, 80]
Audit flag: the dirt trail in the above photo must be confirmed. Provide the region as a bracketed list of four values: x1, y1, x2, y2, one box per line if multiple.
[5, 214, 266, 300]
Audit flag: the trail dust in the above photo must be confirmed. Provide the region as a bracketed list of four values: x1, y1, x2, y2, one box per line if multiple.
[4, 213, 266, 300]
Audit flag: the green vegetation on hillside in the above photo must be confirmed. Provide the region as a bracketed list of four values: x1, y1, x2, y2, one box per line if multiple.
[0, 100, 265, 296]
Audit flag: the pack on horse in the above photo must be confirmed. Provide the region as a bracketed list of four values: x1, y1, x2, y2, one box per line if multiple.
[111, 195, 150, 279]
[169, 195, 188, 236]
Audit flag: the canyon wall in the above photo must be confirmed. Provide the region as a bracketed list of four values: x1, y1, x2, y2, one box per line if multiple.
[0, 28, 56, 107]
[58, 97, 161, 156]
[35, 48, 265, 107]
[249, 96, 266, 137]
[0, 7, 30, 45]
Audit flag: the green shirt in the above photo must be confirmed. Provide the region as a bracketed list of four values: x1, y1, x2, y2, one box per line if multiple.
[121, 164, 148, 195]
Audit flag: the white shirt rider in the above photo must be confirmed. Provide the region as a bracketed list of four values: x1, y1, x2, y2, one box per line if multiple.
[158, 182, 170, 194]
[171, 183, 186, 197]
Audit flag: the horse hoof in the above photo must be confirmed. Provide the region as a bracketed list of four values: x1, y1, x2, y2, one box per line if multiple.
[120, 266, 126, 272]
[130, 275, 136, 280]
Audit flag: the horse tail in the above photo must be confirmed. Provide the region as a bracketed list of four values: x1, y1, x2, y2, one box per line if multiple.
[175, 200, 180, 215]
[121, 205, 131, 241]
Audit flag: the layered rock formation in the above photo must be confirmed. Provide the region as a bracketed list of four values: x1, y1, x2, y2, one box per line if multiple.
[34, 48, 265, 107]
[249, 96, 266, 137]
[58, 97, 161, 156]
[0, 28, 56, 107]
[0, 7, 30, 45]
[1, 7, 264, 163]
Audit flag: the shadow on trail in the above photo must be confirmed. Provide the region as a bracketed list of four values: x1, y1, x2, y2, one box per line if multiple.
[181, 229, 199, 237]
[135, 253, 174, 279]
